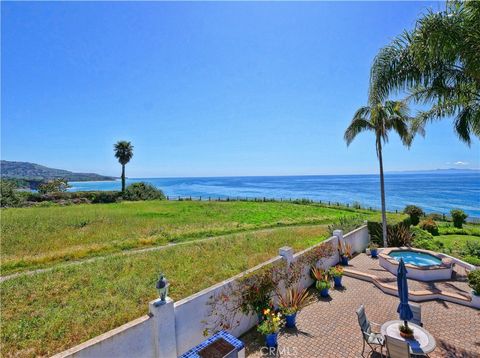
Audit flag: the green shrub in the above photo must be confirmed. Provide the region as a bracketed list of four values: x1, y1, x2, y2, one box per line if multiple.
[438, 225, 480, 237]
[403, 205, 424, 226]
[90, 191, 121, 203]
[24, 191, 121, 205]
[467, 270, 480, 295]
[411, 227, 435, 251]
[367, 221, 412, 247]
[461, 241, 480, 263]
[37, 178, 70, 194]
[464, 256, 480, 266]
[450, 209, 468, 228]
[328, 215, 365, 236]
[387, 224, 412, 247]
[419, 219, 439, 236]
[0, 180, 24, 207]
[427, 213, 444, 221]
[292, 198, 314, 205]
[123, 182, 166, 201]
[411, 227, 434, 241]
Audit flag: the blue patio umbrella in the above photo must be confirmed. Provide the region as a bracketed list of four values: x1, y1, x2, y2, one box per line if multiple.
[397, 258, 413, 328]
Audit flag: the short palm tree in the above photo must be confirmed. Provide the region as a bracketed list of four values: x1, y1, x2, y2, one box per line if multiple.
[114, 140, 134, 192]
[344, 101, 412, 247]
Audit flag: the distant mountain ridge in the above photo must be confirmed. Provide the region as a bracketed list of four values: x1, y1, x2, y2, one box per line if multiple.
[0, 161, 116, 182]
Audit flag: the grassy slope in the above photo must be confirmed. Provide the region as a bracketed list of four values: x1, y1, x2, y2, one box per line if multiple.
[433, 234, 479, 264]
[1, 201, 394, 274]
[1, 225, 327, 357]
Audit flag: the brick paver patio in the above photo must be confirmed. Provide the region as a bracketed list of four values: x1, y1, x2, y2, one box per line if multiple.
[347, 253, 471, 300]
[243, 275, 480, 357]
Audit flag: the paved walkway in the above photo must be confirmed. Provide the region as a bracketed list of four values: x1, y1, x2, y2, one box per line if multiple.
[243, 277, 480, 357]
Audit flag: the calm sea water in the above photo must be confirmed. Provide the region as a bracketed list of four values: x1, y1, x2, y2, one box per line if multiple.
[69, 173, 480, 218]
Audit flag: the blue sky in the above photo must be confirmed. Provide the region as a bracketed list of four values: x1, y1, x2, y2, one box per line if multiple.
[2, 1, 479, 177]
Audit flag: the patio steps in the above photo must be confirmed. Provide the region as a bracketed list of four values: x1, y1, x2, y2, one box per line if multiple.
[343, 267, 475, 308]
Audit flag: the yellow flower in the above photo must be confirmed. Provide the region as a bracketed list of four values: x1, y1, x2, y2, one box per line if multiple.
[264, 308, 270, 315]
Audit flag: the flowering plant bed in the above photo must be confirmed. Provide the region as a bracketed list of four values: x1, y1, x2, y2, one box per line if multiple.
[257, 309, 282, 335]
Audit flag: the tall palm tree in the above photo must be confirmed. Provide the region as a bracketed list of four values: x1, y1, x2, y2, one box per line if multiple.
[370, 0, 479, 144]
[344, 101, 413, 247]
[114, 141, 134, 193]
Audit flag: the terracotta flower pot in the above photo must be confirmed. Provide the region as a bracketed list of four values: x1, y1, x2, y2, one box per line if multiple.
[399, 331, 414, 339]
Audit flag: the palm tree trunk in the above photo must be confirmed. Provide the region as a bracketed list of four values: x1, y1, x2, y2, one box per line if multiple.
[377, 138, 388, 247]
[121, 164, 125, 193]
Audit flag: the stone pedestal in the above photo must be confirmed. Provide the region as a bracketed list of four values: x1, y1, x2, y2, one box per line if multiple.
[149, 297, 177, 358]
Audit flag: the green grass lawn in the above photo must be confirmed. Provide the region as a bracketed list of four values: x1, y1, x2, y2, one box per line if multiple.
[1, 200, 397, 274]
[0, 225, 327, 357]
[431, 234, 480, 265]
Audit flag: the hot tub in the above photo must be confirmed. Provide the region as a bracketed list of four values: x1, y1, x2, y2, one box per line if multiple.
[379, 248, 453, 281]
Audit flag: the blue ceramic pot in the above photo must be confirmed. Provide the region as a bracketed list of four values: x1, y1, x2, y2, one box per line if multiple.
[265, 332, 278, 347]
[285, 313, 297, 328]
[320, 288, 329, 297]
[371, 249, 378, 258]
[333, 276, 342, 288]
[341, 256, 349, 266]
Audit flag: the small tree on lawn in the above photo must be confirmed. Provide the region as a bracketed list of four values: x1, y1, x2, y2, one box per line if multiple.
[404, 205, 424, 226]
[450, 209, 468, 228]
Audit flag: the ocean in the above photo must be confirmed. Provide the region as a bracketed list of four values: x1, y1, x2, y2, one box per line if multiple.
[68, 172, 480, 218]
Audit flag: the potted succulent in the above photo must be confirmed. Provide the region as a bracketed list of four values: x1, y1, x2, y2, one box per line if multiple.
[312, 267, 331, 297]
[467, 270, 480, 308]
[398, 323, 414, 339]
[257, 308, 282, 348]
[369, 242, 379, 258]
[278, 286, 310, 328]
[329, 265, 344, 288]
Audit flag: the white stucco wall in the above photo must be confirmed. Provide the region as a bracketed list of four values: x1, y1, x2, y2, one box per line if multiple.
[343, 224, 369, 254]
[51, 315, 154, 358]
[53, 226, 369, 358]
[174, 256, 282, 356]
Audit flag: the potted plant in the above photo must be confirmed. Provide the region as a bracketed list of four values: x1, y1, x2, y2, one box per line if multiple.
[369, 242, 379, 258]
[257, 308, 282, 348]
[340, 243, 352, 266]
[278, 286, 310, 328]
[329, 265, 344, 288]
[398, 323, 414, 339]
[467, 270, 480, 308]
[239, 269, 277, 322]
[312, 267, 330, 297]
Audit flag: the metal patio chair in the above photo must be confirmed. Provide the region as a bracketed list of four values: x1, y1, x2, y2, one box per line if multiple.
[356, 304, 384, 357]
[385, 335, 411, 358]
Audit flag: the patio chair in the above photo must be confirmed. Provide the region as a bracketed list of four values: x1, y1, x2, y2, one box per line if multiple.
[356, 305, 384, 357]
[409, 302, 423, 327]
[385, 335, 411, 358]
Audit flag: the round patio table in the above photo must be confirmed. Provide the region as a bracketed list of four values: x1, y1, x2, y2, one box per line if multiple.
[381, 320, 436, 355]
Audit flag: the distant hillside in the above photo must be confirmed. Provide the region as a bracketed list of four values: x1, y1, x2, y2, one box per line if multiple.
[0, 161, 116, 182]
